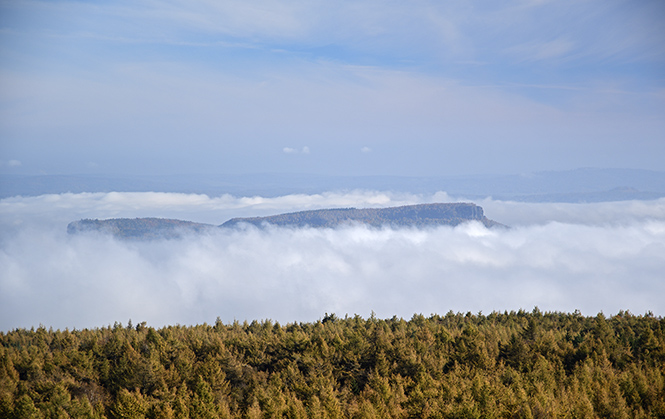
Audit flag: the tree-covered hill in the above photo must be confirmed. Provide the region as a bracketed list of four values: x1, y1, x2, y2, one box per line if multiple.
[67, 218, 215, 240]
[1, 310, 663, 418]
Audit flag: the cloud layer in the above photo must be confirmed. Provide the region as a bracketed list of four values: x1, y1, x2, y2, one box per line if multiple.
[1, 192, 664, 330]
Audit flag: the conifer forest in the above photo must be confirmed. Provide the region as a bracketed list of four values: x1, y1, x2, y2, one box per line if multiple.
[1, 310, 664, 418]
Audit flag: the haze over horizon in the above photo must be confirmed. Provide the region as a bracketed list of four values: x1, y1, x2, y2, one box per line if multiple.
[1, 0, 664, 177]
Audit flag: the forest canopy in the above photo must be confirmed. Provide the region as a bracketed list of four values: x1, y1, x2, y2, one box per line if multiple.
[1, 310, 663, 418]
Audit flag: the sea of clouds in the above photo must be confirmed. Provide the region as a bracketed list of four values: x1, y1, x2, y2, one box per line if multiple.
[1, 191, 664, 330]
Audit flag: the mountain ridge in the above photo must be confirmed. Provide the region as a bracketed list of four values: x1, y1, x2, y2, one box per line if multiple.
[221, 203, 501, 229]
[67, 203, 503, 239]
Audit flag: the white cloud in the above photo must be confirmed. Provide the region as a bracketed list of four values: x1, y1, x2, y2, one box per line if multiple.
[1, 192, 664, 330]
[2, 32, 663, 175]
[479, 198, 665, 226]
[283, 146, 310, 154]
[1, 218, 663, 330]
[361, 146, 371, 153]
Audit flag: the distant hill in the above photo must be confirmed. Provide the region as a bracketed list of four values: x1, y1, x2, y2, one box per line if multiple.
[67, 203, 503, 239]
[67, 218, 214, 239]
[493, 186, 664, 203]
[221, 203, 501, 229]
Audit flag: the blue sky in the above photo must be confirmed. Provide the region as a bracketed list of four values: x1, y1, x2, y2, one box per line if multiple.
[1, 0, 664, 176]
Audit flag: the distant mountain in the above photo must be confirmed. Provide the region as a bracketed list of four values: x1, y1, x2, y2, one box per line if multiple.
[498, 186, 664, 203]
[5, 168, 665, 202]
[221, 203, 501, 229]
[67, 218, 214, 240]
[68, 203, 503, 239]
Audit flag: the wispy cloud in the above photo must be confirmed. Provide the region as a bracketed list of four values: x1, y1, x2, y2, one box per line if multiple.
[6, 0, 662, 72]
[0, 160, 22, 168]
[505, 38, 575, 62]
[1, 0, 663, 176]
[283, 146, 310, 154]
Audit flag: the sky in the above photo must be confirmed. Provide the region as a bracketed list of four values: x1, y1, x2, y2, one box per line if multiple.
[1, 0, 665, 176]
[1, 191, 665, 330]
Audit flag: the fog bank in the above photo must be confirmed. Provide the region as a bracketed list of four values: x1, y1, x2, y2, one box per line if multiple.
[1, 192, 664, 330]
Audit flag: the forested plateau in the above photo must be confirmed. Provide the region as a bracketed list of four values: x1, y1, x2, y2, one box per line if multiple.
[1, 310, 664, 418]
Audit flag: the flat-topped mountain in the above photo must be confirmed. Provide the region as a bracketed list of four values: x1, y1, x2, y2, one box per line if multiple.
[67, 203, 503, 239]
[221, 203, 500, 229]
